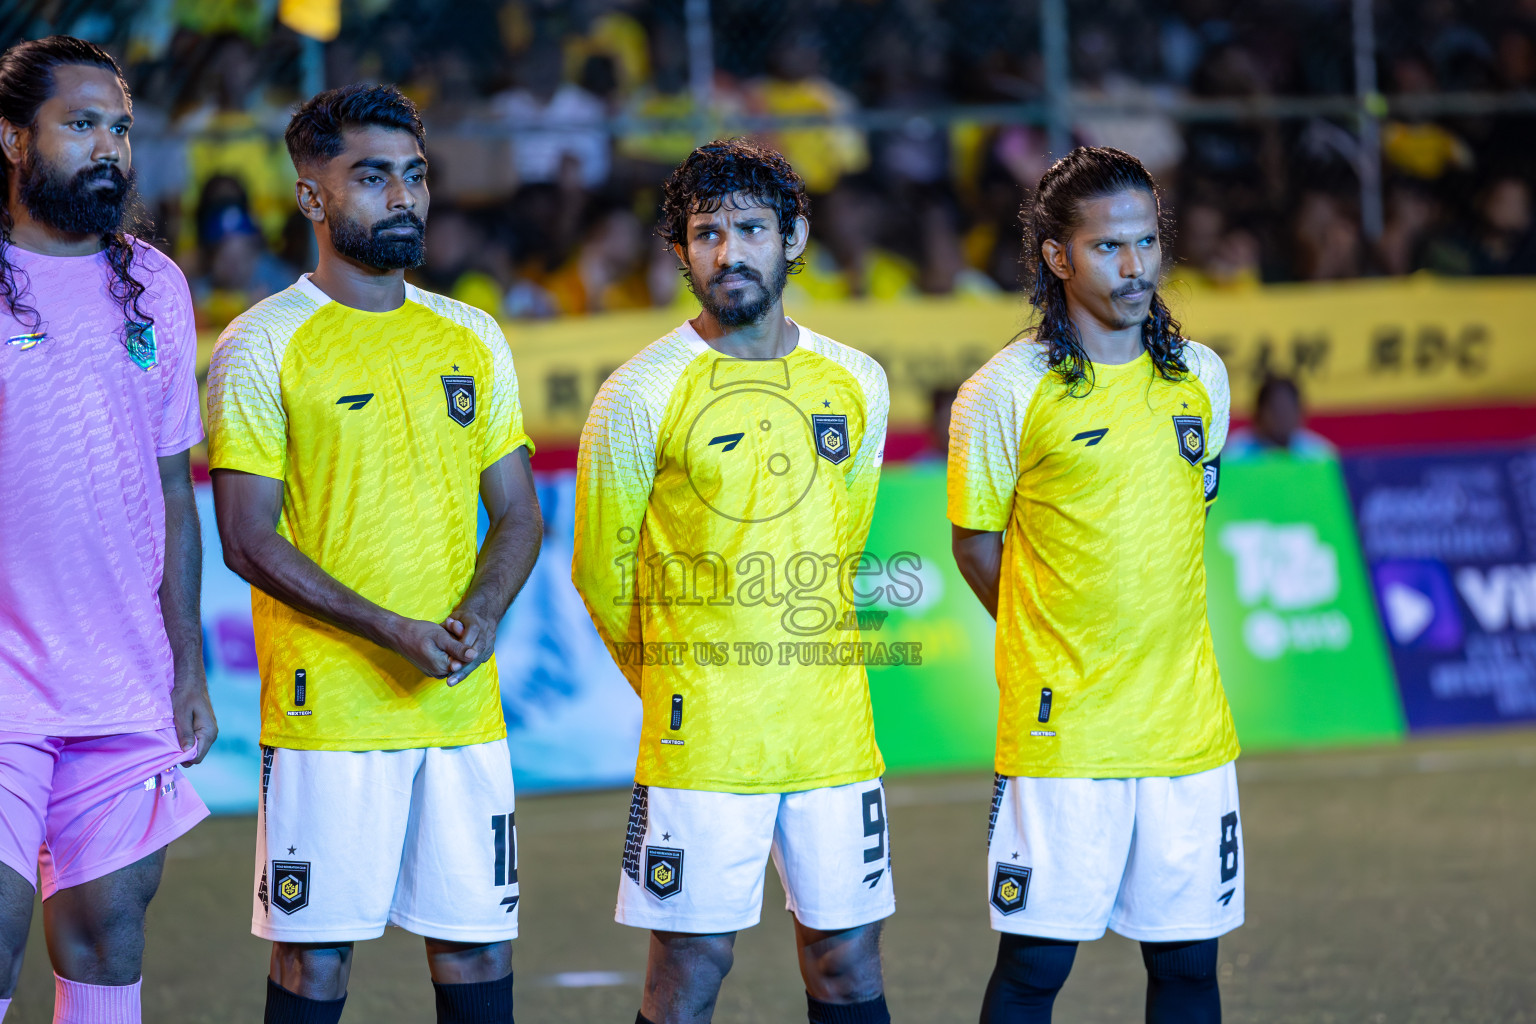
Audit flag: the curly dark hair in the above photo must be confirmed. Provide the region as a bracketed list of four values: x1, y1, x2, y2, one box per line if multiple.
[0, 36, 153, 338]
[285, 82, 426, 170]
[658, 138, 810, 282]
[1023, 146, 1186, 394]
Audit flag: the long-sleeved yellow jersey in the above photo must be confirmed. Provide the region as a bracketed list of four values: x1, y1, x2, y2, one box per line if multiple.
[573, 319, 889, 794]
[947, 339, 1239, 779]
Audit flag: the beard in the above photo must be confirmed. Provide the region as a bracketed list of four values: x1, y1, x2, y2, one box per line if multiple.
[691, 257, 789, 327]
[17, 143, 137, 237]
[330, 210, 426, 270]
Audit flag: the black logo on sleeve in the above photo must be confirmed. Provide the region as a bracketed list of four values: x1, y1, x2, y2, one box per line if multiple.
[812, 414, 851, 465]
[336, 394, 373, 410]
[1071, 427, 1108, 446]
[991, 862, 1031, 915]
[1204, 454, 1221, 501]
[271, 860, 311, 914]
[441, 375, 477, 427]
[644, 846, 684, 900]
[1172, 415, 1206, 465]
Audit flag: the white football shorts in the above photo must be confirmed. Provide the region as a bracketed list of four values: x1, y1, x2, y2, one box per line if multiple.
[252, 739, 520, 943]
[616, 778, 896, 934]
[985, 760, 1244, 942]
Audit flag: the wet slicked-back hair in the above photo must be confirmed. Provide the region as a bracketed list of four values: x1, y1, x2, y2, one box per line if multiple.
[1024, 146, 1186, 394]
[659, 138, 810, 281]
[285, 83, 425, 170]
[0, 35, 150, 335]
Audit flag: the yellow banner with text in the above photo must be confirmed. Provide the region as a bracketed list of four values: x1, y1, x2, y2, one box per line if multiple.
[504, 277, 1535, 444]
[194, 277, 1534, 449]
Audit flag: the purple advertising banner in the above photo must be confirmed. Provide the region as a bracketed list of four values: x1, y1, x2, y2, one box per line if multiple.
[1342, 445, 1536, 730]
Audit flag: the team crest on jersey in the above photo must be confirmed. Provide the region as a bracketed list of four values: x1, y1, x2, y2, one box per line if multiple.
[644, 845, 684, 900]
[1203, 455, 1221, 501]
[1172, 415, 1205, 466]
[124, 322, 156, 370]
[812, 414, 851, 465]
[990, 862, 1031, 915]
[271, 859, 310, 914]
[441, 374, 476, 427]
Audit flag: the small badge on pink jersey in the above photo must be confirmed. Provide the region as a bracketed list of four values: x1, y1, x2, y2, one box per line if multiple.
[124, 321, 157, 370]
[5, 332, 44, 350]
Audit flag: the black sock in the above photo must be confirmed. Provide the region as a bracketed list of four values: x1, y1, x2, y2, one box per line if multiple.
[635, 1014, 658, 1024]
[1142, 939, 1219, 1024]
[434, 971, 514, 1024]
[979, 934, 1077, 1024]
[264, 977, 346, 1024]
[806, 992, 891, 1023]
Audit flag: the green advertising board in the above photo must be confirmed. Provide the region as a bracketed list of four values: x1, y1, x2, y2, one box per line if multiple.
[862, 464, 1001, 772]
[863, 457, 1405, 775]
[1205, 455, 1405, 750]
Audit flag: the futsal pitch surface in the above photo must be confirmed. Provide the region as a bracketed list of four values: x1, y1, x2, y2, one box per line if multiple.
[8, 728, 1536, 1022]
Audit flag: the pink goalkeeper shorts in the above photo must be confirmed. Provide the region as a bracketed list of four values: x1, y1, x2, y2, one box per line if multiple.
[0, 728, 208, 899]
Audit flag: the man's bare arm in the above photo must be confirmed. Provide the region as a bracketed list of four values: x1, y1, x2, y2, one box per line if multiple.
[952, 525, 1005, 621]
[210, 468, 476, 678]
[443, 447, 544, 685]
[159, 450, 218, 766]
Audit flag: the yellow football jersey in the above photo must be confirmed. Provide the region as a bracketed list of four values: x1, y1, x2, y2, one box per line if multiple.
[207, 276, 533, 751]
[573, 319, 889, 794]
[947, 340, 1238, 779]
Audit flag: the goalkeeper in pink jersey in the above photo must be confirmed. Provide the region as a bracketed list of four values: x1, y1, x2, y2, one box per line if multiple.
[0, 36, 216, 1024]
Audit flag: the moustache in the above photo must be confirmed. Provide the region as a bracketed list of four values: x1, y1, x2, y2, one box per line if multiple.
[79, 164, 128, 188]
[709, 265, 762, 287]
[1114, 280, 1154, 298]
[372, 212, 425, 237]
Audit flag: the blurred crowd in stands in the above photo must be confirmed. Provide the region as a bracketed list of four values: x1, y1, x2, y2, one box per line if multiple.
[24, 0, 1535, 330]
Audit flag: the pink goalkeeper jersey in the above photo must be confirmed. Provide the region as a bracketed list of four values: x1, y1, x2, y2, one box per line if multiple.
[0, 239, 202, 735]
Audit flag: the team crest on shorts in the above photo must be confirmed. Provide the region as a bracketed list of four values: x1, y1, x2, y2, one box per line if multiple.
[441, 374, 476, 427]
[644, 846, 684, 901]
[271, 859, 311, 914]
[124, 322, 157, 370]
[990, 862, 1031, 916]
[812, 414, 851, 465]
[1172, 415, 1205, 466]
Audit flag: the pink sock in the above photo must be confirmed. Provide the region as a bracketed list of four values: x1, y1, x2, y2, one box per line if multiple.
[53, 974, 141, 1024]
[0, 997, 9, 1021]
